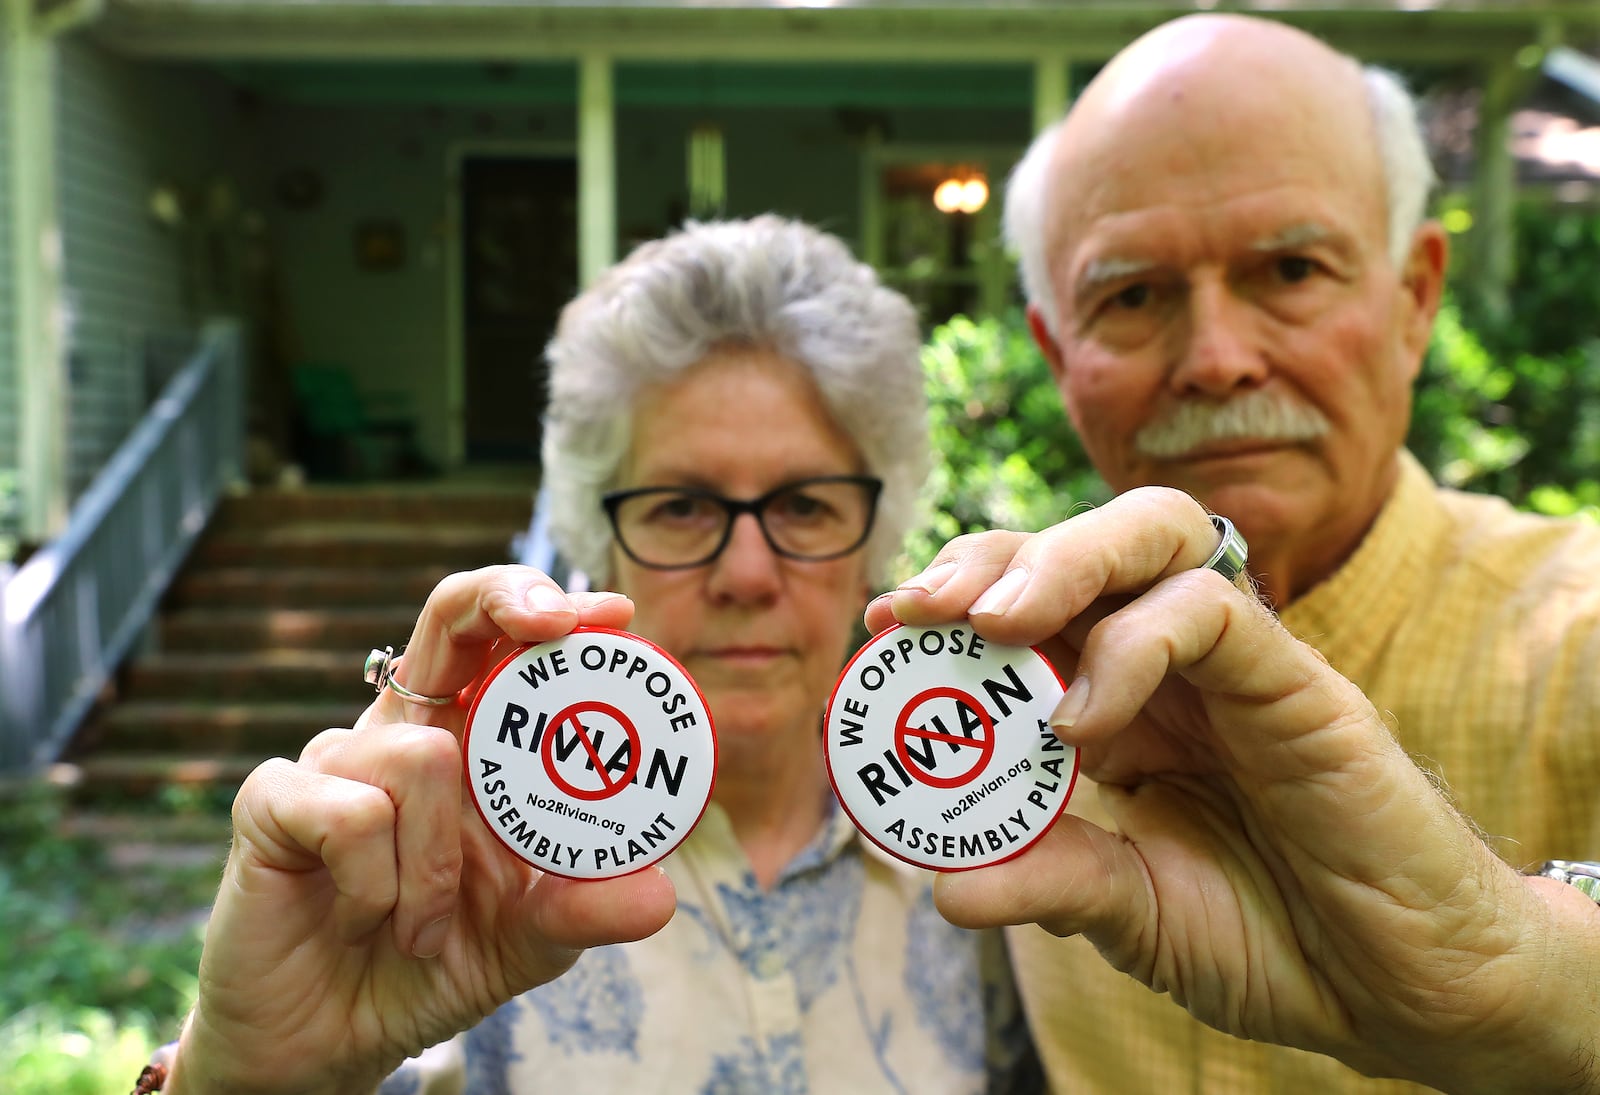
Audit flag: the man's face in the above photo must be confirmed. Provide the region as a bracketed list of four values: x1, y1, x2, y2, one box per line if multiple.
[1032, 51, 1443, 596]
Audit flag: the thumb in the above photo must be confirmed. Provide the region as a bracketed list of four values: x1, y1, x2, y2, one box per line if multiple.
[530, 869, 678, 949]
[933, 814, 1148, 945]
[499, 869, 678, 991]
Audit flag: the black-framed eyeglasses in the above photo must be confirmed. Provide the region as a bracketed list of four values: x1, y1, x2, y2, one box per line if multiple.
[601, 475, 884, 570]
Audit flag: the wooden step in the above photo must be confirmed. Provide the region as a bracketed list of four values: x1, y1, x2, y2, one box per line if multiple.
[191, 525, 518, 569]
[57, 807, 232, 892]
[160, 607, 422, 651]
[67, 478, 522, 810]
[167, 566, 454, 610]
[122, 650, 375, 702]
[63, 752, 270, 798]
[211, 485, 533, 529]
[83, 700, 367, 755]
[61, 808, 236, 848]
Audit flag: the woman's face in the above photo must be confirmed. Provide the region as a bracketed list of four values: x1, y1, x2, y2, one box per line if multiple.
[610, 346, 872, 748]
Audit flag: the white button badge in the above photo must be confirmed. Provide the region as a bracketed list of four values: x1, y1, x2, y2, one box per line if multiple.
[825, 624, 1078, 871]
[463, 627, 716, 879]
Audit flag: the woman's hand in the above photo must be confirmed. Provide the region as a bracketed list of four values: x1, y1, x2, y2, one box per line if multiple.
[868, 487, 1590, 1092]
[168, 566, 677, 1095]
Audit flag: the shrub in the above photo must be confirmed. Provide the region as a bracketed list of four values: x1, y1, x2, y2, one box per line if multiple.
[0, 1006, 160, 1095]
[0, 787, 209, 1082]
[898, 312, 1109, 577]
[1412, 203, 1600, 520]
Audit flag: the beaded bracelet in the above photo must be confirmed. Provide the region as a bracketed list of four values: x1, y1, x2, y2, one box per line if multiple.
[131, 1062, 168, 1093]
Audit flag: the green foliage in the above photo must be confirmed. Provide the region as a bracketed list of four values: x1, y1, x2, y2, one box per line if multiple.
[1411, 202, 1600, 520]
[0, 1006, 160, 1094]
[898, 312, 1109, 577]
[1467, 201, 1600, 358]
[1407, 298, 1532, 492]
[0, 787, 211, 1081]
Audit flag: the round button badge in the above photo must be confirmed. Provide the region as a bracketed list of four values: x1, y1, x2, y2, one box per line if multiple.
[463, 627, 716, 879]
[824, 624, 1078, 871]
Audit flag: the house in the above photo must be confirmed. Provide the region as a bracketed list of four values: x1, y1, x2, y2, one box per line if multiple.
[1, 0, 1597, 774]
[1, 0, 1596, 552]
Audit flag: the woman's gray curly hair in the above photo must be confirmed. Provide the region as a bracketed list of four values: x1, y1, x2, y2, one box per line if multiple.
[541, 215, 929, 588]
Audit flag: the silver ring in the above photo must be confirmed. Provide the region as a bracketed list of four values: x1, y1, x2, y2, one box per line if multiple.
[363, 646, 457, 707]
[1202, 514, 1249, 583]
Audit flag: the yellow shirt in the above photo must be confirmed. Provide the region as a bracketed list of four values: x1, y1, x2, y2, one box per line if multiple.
[1013, 450, 1600, 1093]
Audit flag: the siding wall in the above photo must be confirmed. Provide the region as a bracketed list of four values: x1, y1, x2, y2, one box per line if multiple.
[258, 86, 1030, 471]
[55, 39, 251, 500]
[259, 99, 578, 470]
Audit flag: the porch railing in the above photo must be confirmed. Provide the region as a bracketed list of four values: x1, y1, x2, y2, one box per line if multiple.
[0, 320, 245, 774]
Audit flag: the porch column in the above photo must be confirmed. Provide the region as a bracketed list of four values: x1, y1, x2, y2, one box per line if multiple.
[578, 52, 616, 288]
[4, 0, 68, 543]
[1033, 50, 1069, 134]
[1464, 55, 1520, 324]
[858, 127, 885, 269]
[994, 51, 1070, 314]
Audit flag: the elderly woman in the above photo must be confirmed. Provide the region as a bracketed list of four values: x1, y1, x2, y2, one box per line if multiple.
[157, 217, 1033, 1095]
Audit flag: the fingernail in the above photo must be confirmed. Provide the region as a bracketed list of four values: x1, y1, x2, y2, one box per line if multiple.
[1050, 679, 1089, 731]
[898, 561, 958, 596]
[527, 584, 572, 614]
[970, 568, 1029, 617]
[414, 914, 452, 959]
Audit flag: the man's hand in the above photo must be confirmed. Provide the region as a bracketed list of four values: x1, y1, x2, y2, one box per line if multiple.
[168, 566, 677, 1095]
[869, 487, 1598, 1093]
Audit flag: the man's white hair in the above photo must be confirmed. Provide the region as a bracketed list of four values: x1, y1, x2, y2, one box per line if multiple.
[1005, 63, 1437, 338]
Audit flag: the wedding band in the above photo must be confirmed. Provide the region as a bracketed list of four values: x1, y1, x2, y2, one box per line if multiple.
[363, 646, 457, 706]
[1202, 514, 1249, 583]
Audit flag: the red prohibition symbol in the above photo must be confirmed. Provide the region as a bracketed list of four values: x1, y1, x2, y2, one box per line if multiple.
[893, 686, 996, 789]
[540, 700, 643, 802]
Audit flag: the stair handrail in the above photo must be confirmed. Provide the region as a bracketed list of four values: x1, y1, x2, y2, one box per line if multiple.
[513, 477, 589, 594]
[0, 319, 246, 774]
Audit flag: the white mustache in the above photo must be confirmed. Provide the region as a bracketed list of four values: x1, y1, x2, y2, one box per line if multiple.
[1134, 392, 1331, 459]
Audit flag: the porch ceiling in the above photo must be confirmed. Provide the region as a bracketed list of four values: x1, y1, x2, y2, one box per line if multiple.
[91, 1, 1600, 64]
[211, 59, 1036, 109]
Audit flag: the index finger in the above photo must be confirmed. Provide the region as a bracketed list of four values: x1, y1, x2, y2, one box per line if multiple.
[361, 565, 635, 730]
[871, 486, 1226, 645]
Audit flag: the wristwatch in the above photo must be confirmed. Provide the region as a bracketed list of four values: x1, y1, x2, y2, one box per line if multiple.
[1533, 860, 1600, 902]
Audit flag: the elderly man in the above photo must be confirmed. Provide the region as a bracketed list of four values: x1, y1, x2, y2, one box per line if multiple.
[880, 12, 1600, 1095]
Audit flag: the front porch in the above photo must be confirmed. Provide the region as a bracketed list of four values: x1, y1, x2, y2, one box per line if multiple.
[5, 0, 1598, 555]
